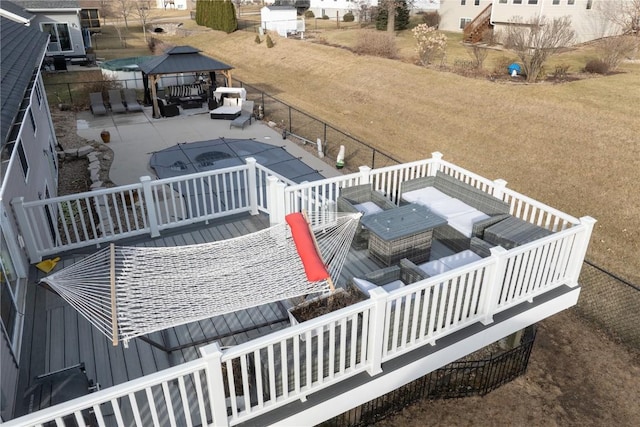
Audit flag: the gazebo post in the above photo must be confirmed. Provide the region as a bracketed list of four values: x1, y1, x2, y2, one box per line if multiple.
[150, 75, 160, 118]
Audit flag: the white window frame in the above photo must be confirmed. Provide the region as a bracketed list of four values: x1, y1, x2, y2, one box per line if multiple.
[40, 22, 73, 53]
[460, 17, 472, 29]
[17, 139, 29, 180]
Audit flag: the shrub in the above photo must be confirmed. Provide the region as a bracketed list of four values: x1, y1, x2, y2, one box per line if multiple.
[584, 59, 609, 75]
[422, 12, 440, 28]
[343, 12, 355, 22]
[553, 63, 570, 80]
[354, 30, 397, 58]
[492, 56, 513, 75]
[413, 24, 447, 66]
[266, 34, 274, 48]
[254, 34, 261, 44]
[322, 15, 329, 20]
[304, 10, 315, 19]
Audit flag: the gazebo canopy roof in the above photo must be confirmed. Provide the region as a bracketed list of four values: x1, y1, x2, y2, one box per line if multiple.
[139, 45, 233, 75]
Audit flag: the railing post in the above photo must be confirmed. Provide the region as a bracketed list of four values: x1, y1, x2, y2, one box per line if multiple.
[267, 176, 286, 226]
[139, 176, 160, 238]
[366, 287, 388, 376]
[565, 216, 597, 287]
[358, 166, 371, 185]
[245, 157, 259, 215]
[200, 342, 230, 427]
[492, 178, 508, 200]
[429, 151, 443, 176]
[10, 197, 41, 263]
[481, 246, 509, 326]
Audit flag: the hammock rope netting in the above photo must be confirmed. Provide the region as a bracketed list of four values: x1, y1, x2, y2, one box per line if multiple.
[41, 212, 360, 346]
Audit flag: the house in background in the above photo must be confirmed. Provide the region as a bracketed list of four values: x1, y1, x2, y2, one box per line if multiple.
[155, 0, 189, 10]
[439, 0, 630, 44]
[9, 0, 87, 58]
[0, 2, 59, 421]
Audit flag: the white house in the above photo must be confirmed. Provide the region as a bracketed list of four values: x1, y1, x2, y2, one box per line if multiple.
[10, 0, 87, 57]
[155, 0, 189, 10]
[0, 2, 60, 421]
[438, 0, 632, 44]
[261, 5, 304, 37]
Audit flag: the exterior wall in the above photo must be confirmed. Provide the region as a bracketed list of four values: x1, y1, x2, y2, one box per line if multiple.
[440, 0, 628, 44]
[309, 0, 377, 20]
[261, 7, 298, 32]
[439, 0, 492, 32]
[0, 72, 58, 420]
[29, 11, 85, 56]
[155, 0, 188, 9]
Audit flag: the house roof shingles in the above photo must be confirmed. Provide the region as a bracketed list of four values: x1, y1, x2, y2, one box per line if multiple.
[0, 0, 34, 19]
[139, 46, 234, 76]
[8, 0, 80, 10]
[0, 16, 49, 146]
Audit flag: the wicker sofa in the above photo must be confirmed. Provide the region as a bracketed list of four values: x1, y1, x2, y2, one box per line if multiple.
[400, 171, 510, 252]
[337, 184, 396, 249]
[351, 259, 429, 296]
[164, 83, 207, 104]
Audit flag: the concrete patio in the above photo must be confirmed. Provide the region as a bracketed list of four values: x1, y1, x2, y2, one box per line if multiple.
[76, 104, 340, 185]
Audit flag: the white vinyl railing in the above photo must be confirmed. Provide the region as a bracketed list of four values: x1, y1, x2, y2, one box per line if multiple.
[13, 152, 580, 262]
[12, 159, 273, 262]
[4, 215, 595, 427]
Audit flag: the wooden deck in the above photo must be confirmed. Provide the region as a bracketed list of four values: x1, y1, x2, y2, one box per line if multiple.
[14, 212, 456, 419]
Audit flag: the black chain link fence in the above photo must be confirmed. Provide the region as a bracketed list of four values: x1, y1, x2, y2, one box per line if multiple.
[322, 327, 537, 427]
[576, 260, 640, 349]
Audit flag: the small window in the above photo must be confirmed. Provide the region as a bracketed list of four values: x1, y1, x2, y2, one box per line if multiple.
[461, 0, 466, 5]
[568, 0, 575, 5]
[459, 18, 472, 29]
[29, 109, 36, 134]
[499, 0, 507, 4]
[35, 82, 43, 107]
[475, 0, 480, 6]
[586, 0, 593, 9]
[528, 0, 538, 4]
[552, 0, 560, 4]
[17, 140, 29, 179]
[513, 0, 523, 4]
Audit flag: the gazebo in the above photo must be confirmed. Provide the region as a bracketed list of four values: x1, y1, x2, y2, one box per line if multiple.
[139, 45, 234, 118]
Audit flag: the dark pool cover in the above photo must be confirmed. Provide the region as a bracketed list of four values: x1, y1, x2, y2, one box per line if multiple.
[149, 138, 324, 216]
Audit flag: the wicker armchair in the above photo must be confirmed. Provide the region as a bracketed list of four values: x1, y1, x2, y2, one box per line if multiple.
[337, 184, 396, 249]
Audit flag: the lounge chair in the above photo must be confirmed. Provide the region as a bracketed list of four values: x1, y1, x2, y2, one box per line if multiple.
[108, 89, 127, 113]
[230, 100, 255, 129]
[123, 89, 143, 112]
[89, 92, 107, 116]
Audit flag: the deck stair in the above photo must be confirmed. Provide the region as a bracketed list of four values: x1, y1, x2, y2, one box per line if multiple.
[463, 4, 493, 43]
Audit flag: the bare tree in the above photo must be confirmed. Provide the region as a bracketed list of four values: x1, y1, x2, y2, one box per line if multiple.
[503, 16, 575, 83]
[134, 0, 154, 43]
[596, 0, 640, 36]
[592, 0, 640, 64]
[114, 0, 134, 30]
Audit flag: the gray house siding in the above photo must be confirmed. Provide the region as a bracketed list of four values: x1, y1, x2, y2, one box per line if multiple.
[0, 9, 58, 420]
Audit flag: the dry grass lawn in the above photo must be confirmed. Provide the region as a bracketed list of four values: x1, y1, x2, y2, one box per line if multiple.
[154, 24, 640, 285]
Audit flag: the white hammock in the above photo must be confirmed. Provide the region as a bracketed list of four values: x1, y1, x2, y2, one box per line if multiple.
[41, 213, 361, 346]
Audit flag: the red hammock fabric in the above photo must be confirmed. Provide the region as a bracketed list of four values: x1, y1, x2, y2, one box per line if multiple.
[285, 213, 330, 282]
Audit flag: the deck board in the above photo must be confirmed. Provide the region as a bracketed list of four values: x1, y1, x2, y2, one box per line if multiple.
[21, 212, 405, 422]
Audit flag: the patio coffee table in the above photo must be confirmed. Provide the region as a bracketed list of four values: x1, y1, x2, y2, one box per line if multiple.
[360, 203, 447, 266]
